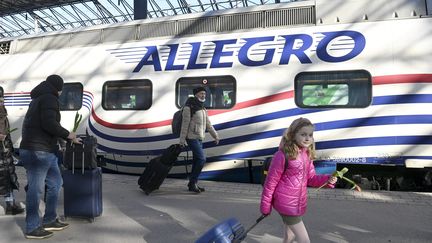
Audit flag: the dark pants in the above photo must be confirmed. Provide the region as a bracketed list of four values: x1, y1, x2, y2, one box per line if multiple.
[20, 149, 62, 233]
[186, 139, 205, 184]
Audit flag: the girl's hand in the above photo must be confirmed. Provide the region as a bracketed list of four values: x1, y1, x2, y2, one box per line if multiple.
[328, 176, 337, 185]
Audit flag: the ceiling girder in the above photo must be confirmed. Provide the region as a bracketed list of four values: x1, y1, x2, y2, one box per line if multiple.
[0, 0, 285, 38]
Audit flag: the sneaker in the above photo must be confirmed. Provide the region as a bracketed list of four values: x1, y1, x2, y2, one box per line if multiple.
[25, 227, 53, 239]
[197, 185, 205, 192]
[43, 218, 69, 231]
[187, 183, 201, 193]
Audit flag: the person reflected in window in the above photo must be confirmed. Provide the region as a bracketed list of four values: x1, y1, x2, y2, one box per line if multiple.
[179, 86, 219, 193]
[226, 91, 235, 107]
[0, 96, 24, 215]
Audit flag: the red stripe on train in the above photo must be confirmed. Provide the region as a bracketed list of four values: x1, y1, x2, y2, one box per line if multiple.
[92, 74, 432, 130]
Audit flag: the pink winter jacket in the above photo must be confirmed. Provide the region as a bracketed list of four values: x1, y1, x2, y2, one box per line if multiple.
[260, 149, 334, 216]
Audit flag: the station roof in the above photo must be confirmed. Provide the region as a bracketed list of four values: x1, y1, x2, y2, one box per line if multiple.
[0, 0, 291, 39]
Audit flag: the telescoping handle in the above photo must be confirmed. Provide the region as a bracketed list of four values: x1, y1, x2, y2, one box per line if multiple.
[245, 214, 267, 235]
[232, 214, 268, 243]
[70, 137, 86, 175]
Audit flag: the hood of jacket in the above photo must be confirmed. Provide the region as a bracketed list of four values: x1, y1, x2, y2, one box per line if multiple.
[30, 81, 59, 99]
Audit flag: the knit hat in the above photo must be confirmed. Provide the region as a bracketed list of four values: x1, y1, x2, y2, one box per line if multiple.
[193, 87, 206, 95]
[46, 74, 64, 91]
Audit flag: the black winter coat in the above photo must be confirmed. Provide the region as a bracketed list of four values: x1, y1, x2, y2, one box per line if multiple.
[0, 135, 19, 195]
[19, 81, 69, 153]
[0, 106, 19, 195]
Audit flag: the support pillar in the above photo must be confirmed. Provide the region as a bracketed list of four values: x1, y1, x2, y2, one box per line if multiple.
[134, 0, 147, 20]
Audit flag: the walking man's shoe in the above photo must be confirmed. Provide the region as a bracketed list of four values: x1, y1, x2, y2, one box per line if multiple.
[188, 183, 201, 193]
[25, 227, 53, 239]
[197, 185, 205, 192]
[43, 218, 69, 231]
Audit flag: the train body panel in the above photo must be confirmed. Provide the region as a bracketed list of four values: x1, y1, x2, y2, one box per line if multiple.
[1, 0, 431, 187]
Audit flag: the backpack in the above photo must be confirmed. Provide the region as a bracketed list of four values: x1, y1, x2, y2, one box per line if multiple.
[261, 156, 288, 186]
[171, 108, 183, 137]
[171, 105, 199, 137]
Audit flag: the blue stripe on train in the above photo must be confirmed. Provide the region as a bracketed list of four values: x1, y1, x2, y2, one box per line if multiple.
[100, 147, 432, 167]
[373, 94, 432, 104]
[94, 130, 432, 156]
[89, 112, 432, 144]
[88, 93, 432, 155]
[88, 93, 432, 143]
[90, 118, 432, 157]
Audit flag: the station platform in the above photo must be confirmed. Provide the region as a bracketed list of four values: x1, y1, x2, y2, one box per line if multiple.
[1, 167, 431, 243]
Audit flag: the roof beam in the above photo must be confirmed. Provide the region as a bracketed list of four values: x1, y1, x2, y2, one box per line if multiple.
[148, 0, 165, 17]
[70, 4, 92, 26]
[93, 0, 118, 23]
[9, 15, 32, 34]
[107, 0, 130, 21]
[178, 0, 192, 14]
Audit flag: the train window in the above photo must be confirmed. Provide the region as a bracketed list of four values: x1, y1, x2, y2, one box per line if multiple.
[102, 79, 152, 110]
[59, 83, 83, 111]
[175, 76, 236, 109]
[294, 70, 372, 108]
[0, 87, 3, 97]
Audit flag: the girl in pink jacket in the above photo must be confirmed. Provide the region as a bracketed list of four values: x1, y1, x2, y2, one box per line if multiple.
[260, 117, 337, 243]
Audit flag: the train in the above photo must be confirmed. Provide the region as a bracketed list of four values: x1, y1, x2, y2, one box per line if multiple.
[0, 0, 431, 191]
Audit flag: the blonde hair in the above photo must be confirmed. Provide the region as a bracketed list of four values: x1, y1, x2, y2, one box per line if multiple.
[279, 117, 315, 160]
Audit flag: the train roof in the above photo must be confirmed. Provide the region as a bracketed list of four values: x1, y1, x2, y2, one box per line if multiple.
[0, 0, 430, 55]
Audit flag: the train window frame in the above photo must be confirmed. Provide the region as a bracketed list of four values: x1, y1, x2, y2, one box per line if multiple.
[59, 83, 83, 111]
[175, 75, 236, 109]
[294, 70, 372, 108]
[102, 79, 152, 110]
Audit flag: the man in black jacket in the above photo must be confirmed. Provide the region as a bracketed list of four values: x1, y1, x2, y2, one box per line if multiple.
[19, 74, 81, 239]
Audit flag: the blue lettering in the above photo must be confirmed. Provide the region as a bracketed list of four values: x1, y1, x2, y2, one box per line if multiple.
[187, 42, 207, 69]
[165, 44, 184, 71]
[130, 30, 366, 72]
[238, 36, 275, 67]
[317, 31, 366, 62]
[279, 34, 313, 65]
[132, 46, 162, 72]
[210, 39, 237, 68]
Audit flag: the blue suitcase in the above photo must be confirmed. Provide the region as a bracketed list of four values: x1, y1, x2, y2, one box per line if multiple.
[196, 215, 266, 243]
[63, 167, 103, 221]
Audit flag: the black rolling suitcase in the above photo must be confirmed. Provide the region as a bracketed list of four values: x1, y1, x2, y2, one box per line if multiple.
[63, 132, 98, 170]
[138, 144, 182, 195]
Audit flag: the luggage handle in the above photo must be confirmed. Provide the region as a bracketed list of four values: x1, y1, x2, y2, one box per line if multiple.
[245, 214, 267, 235]
[232, 215, 267, 243]
[71, 142, 75, 174]
[70, 139, 86, 175]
